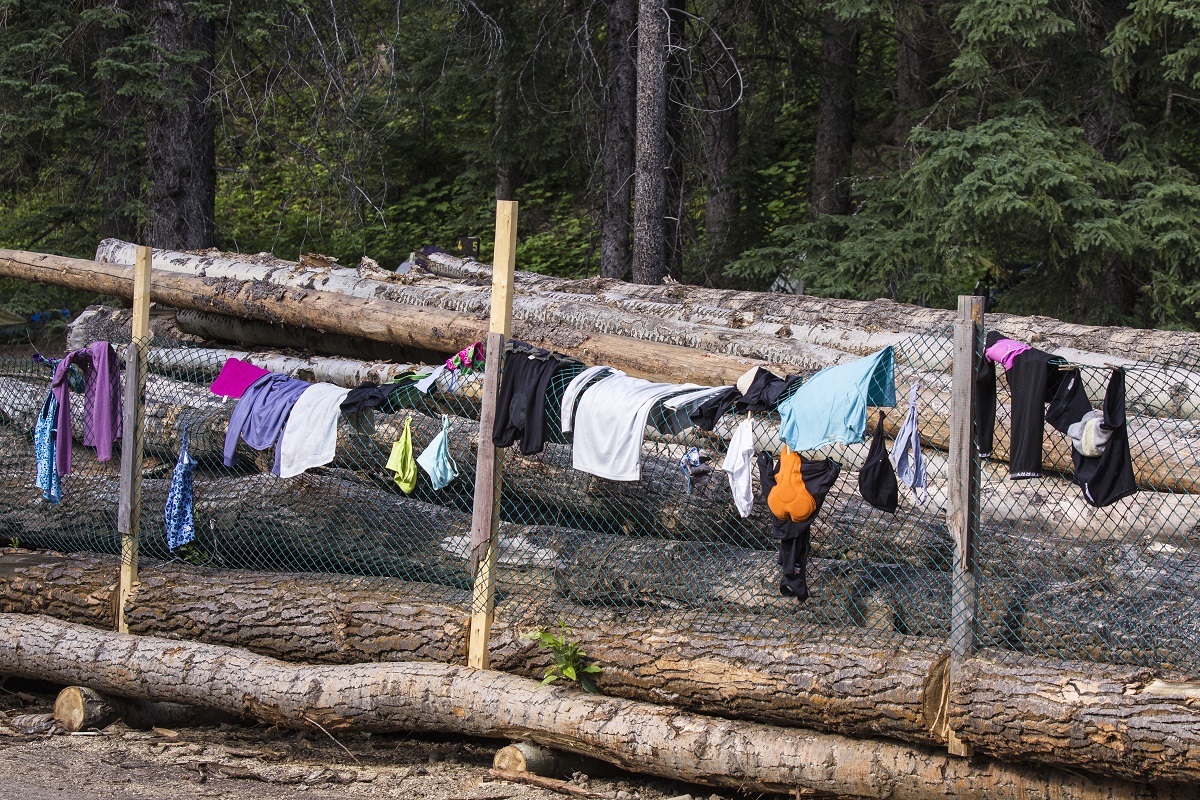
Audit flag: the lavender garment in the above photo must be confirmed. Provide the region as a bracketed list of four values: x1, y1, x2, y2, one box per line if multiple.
[984, 338, 1032, 371]
[222, 373, 311, 468]
[51, 341, 122, 475]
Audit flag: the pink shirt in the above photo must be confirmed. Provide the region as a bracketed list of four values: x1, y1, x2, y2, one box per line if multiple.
[210, 357, 271, 399]
[985, 338, 1032, 371]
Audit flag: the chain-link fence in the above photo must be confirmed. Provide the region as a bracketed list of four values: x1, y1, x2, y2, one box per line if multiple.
[0, 313, 1197, 673]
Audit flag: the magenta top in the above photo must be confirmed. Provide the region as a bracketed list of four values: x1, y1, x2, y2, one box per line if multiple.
[209, 358, 271, 399]
[985, 338, 1032, 371]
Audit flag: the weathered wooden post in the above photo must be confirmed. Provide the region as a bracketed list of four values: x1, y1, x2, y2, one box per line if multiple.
[467, 200, 518, 669]
[116, 244, 151, 633]
[940, 294, 983, 755]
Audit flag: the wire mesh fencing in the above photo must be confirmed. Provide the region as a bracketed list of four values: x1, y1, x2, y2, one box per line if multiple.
[975, 353, 1200, 670]
[0, 350, 123, 556]
[0, 316, 1197, 674]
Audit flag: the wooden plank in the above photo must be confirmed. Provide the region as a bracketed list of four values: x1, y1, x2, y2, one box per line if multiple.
[942, 294, 983, 756]
[468, 200, 519, 670]
[115, 244, 152, 633]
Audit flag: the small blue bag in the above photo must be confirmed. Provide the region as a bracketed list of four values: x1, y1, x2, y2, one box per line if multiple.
[417, 415, 459, 491]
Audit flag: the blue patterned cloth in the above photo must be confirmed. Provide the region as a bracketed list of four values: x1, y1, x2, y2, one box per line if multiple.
[164, 428, 197, 550]
[33, 391, 61, 504]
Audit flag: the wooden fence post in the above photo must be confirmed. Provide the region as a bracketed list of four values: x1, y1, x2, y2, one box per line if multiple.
[116, 245, 152, 633]
[941, 294, 983, 755]
[467, 200, 518, 669]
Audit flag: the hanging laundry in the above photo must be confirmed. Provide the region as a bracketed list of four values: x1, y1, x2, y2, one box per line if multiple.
[209, 358, 271, 400]
[1006, 348, 1079, 479]
[571, 373, 696, 481]
[890, 384, 928, 503]
[858, 411, 898, 513]
[722, 419, 757, 518]
[417, 415, 459, 490]
[493, 342, 575, 456]
[1045, 368, 1093, 434]
[164, 427, 196, 550]
[33, 392, 61, 504]
[51, 341, 122, 475]
[339, 374, 418, 432]
[735, 367, 799, 413]
[758, 450, 841, 601]
[561, 366, 617, 433]
[688, 386, 741, 431]
[446, 341, 485, 373]
[974, 331, 1002, 458]
[984, 337, 1031, 371]
[778, 347, 895, 452]
[1072, 368, 1137, 507]
[386, 417, 419, 493]
[277, 382, 351, 479]
[677, 447, 712, 494]
[413, 366, 444, 394]
[654, 387, 731, 436]
[222, 373, 310, 470]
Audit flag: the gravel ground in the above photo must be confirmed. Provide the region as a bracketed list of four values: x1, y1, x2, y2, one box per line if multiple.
[0, 679, 773, 800]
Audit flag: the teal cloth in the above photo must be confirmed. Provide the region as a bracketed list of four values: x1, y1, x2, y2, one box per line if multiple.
[417, 415, 459, 490]
[778, 347, 896, 452]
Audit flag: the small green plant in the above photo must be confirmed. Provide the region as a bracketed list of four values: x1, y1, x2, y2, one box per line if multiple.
[7, 536, 19, 549]
[523, 622, 602, 693]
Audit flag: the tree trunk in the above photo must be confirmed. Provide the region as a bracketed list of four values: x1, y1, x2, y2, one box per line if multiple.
[147, 0, 216, 250]
[662, 0, 687, 282]
[632, 0, 669, 285]
[810, 11, 859, 216]
[53, 685, 229, 732]
[599, 0, 637, 280]
[893, 0, 939, 141]
[96, 2, 142, 243]
[700, 2, 740, 282]
[2, 611, 1199, 792]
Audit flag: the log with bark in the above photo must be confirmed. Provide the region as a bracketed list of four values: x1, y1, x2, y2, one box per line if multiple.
[2, 614, 1200, 796]
[4, 550, 1200, 784]
[0, 248, 761, 386]
[95, 239, 1200, 379]
[1, 611, 1198, 793]
[54, 685, 232, 732]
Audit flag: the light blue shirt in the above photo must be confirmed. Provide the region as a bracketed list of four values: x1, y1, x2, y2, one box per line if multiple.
[778, 347, 896, 451]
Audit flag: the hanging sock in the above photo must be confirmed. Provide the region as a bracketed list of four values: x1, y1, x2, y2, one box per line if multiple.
[164, 427, 197, 551]
[417, 415, 459, 491]
[890, 383, 928, 503]
[387, 417, 419, 493]
[33, 392, 61, 504]
[858, 411, 898, 513]
[722, 418, 757, 518]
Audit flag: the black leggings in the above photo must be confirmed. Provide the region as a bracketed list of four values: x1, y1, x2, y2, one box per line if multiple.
[492, 346, 563, 456]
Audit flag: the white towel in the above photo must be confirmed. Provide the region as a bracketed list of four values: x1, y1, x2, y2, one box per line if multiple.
[560, 366, 618, 433]
[571, 374, 684, 481]
[722, 418, 757, 518]
[277, 382, 350, 479]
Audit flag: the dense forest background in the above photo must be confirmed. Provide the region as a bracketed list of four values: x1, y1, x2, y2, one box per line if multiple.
[0, 0, 1198, 328]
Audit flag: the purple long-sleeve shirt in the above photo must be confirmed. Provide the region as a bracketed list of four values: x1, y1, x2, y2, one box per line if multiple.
[223, 373, 311, 469]
[50, 341, 123, 475]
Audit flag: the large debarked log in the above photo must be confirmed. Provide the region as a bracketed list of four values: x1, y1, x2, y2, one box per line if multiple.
[3, 551, 1199, 784]
[0, 248, 760, 386]
[1, 613, 1196, 800]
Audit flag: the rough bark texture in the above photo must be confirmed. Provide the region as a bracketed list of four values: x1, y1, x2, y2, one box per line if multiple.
[893, 0, 939, 140]
[599, 0, 637, 280]
[94, 240, 1200, 370]
[4, 551, 1200, 784]
[147, 0, 215, 250]
[2, 612, 1198, 798]
[810, 11, 858, 216]
[0, 248, 762, 387]
[632, 0, 669, 285]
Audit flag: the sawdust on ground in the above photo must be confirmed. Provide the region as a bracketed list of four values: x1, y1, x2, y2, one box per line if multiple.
[0, 679, 778, 800]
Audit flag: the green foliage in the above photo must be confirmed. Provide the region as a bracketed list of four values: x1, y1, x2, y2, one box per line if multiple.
[522, 622, 602, 693]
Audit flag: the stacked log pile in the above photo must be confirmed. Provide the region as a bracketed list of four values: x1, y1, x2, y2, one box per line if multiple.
[2, 551, 1200, 788]
[1, 243, 1199, 789]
